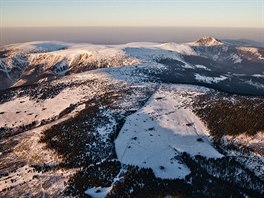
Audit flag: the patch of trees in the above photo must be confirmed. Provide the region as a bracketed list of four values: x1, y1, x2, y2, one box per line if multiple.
[193, 93, 264, 139]
[0, 121, 38, 138]
[65, 160, 121, 197]
[39, 93, 123, 197]
[107, 152, 264, 197]
[181, 152, 264, 197]
[39, 86, 155, 197]
[108, 165, 190, 198]
[156, 57, 186, 67]
[0, 77, 95, 105]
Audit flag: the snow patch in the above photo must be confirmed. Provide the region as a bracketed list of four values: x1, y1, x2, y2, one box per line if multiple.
[85, 167, 126, 198]
[237, 47, 264, 59]
[85, 187, 112, 198]
[230, 54, 242, 64]
[245, 80, 264, 89]
[190, 36, 224, 46]
[195, 74, 227, 84]
[96, 109, 116, 142]
[252, 74, 264, 78]
[159, 43, 197, 55]
[0, 165, 74, 193]
[194, 65, 211, 71]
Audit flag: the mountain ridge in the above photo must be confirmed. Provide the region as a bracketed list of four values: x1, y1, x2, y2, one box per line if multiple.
[190, 36, 225, 46]
[0, 37, 264, 95]
[0, 37, 264, 197]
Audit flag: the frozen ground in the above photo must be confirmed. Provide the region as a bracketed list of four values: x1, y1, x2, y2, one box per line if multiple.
[115, 85, 223, 179]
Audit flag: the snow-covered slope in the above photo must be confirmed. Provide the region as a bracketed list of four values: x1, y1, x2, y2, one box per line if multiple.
[1, 37, 264, 197]
[189, 36, 225, 46]
[0, 41, 189, 89]
[115, 85, 222, 179]
[1, 38, 264, 95]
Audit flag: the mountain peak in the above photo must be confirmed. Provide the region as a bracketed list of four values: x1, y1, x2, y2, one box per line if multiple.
[192, 36, 224, 46]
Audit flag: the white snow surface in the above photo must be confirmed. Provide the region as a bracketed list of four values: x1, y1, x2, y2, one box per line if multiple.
[189, 36, 224, 46]
[28, 45, 140, 75]
[3, 41, 70, 54]
[194, 64, 211, 71]
[0, 165, 74, 193]
[245, 80, 264, 89]
[0, 87, 85, 128]
[1, 41, 197, 77]
[195, 74, 228, 84]
[85, 167, 126, 198]
[0, 71, 120, 129]
[115, 85, 223, 179]
[85, 187, 112, 198]
[237, 46, 264, 59]
[252, 74, 264, 78]
[159, 42, 197, 55]
[230, 54, 242, 64]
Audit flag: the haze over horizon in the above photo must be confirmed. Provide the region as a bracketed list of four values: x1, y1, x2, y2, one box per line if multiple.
[0, 0, 263, 45]
[1, 26, 263, 46]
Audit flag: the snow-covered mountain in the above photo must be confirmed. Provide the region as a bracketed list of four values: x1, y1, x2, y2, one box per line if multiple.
[1, 37, 263, 94]
[0, 37, 264, 197]
[189, 36, 225, 46]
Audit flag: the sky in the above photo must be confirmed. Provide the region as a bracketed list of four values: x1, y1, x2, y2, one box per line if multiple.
[0, 0, 263, 45]
[1, 0, 263, 28]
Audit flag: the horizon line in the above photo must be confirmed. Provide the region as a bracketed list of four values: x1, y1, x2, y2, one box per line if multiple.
[1, 26, 262, 29]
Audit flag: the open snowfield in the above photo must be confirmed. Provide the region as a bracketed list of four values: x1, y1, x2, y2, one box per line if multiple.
[0, 71, 129, 131]
[115, 85, 223, 179]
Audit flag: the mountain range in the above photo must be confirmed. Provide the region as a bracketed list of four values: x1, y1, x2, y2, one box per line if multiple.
[0, 37, 263, 197]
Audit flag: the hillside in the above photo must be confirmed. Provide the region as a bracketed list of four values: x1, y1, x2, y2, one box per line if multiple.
[0, 38, 264, 197]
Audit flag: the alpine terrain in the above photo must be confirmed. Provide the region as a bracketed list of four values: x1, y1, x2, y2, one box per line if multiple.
[0, 36, 264, 197]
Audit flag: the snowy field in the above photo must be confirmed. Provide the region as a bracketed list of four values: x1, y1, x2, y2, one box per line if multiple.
[115, 85, 223, 179]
